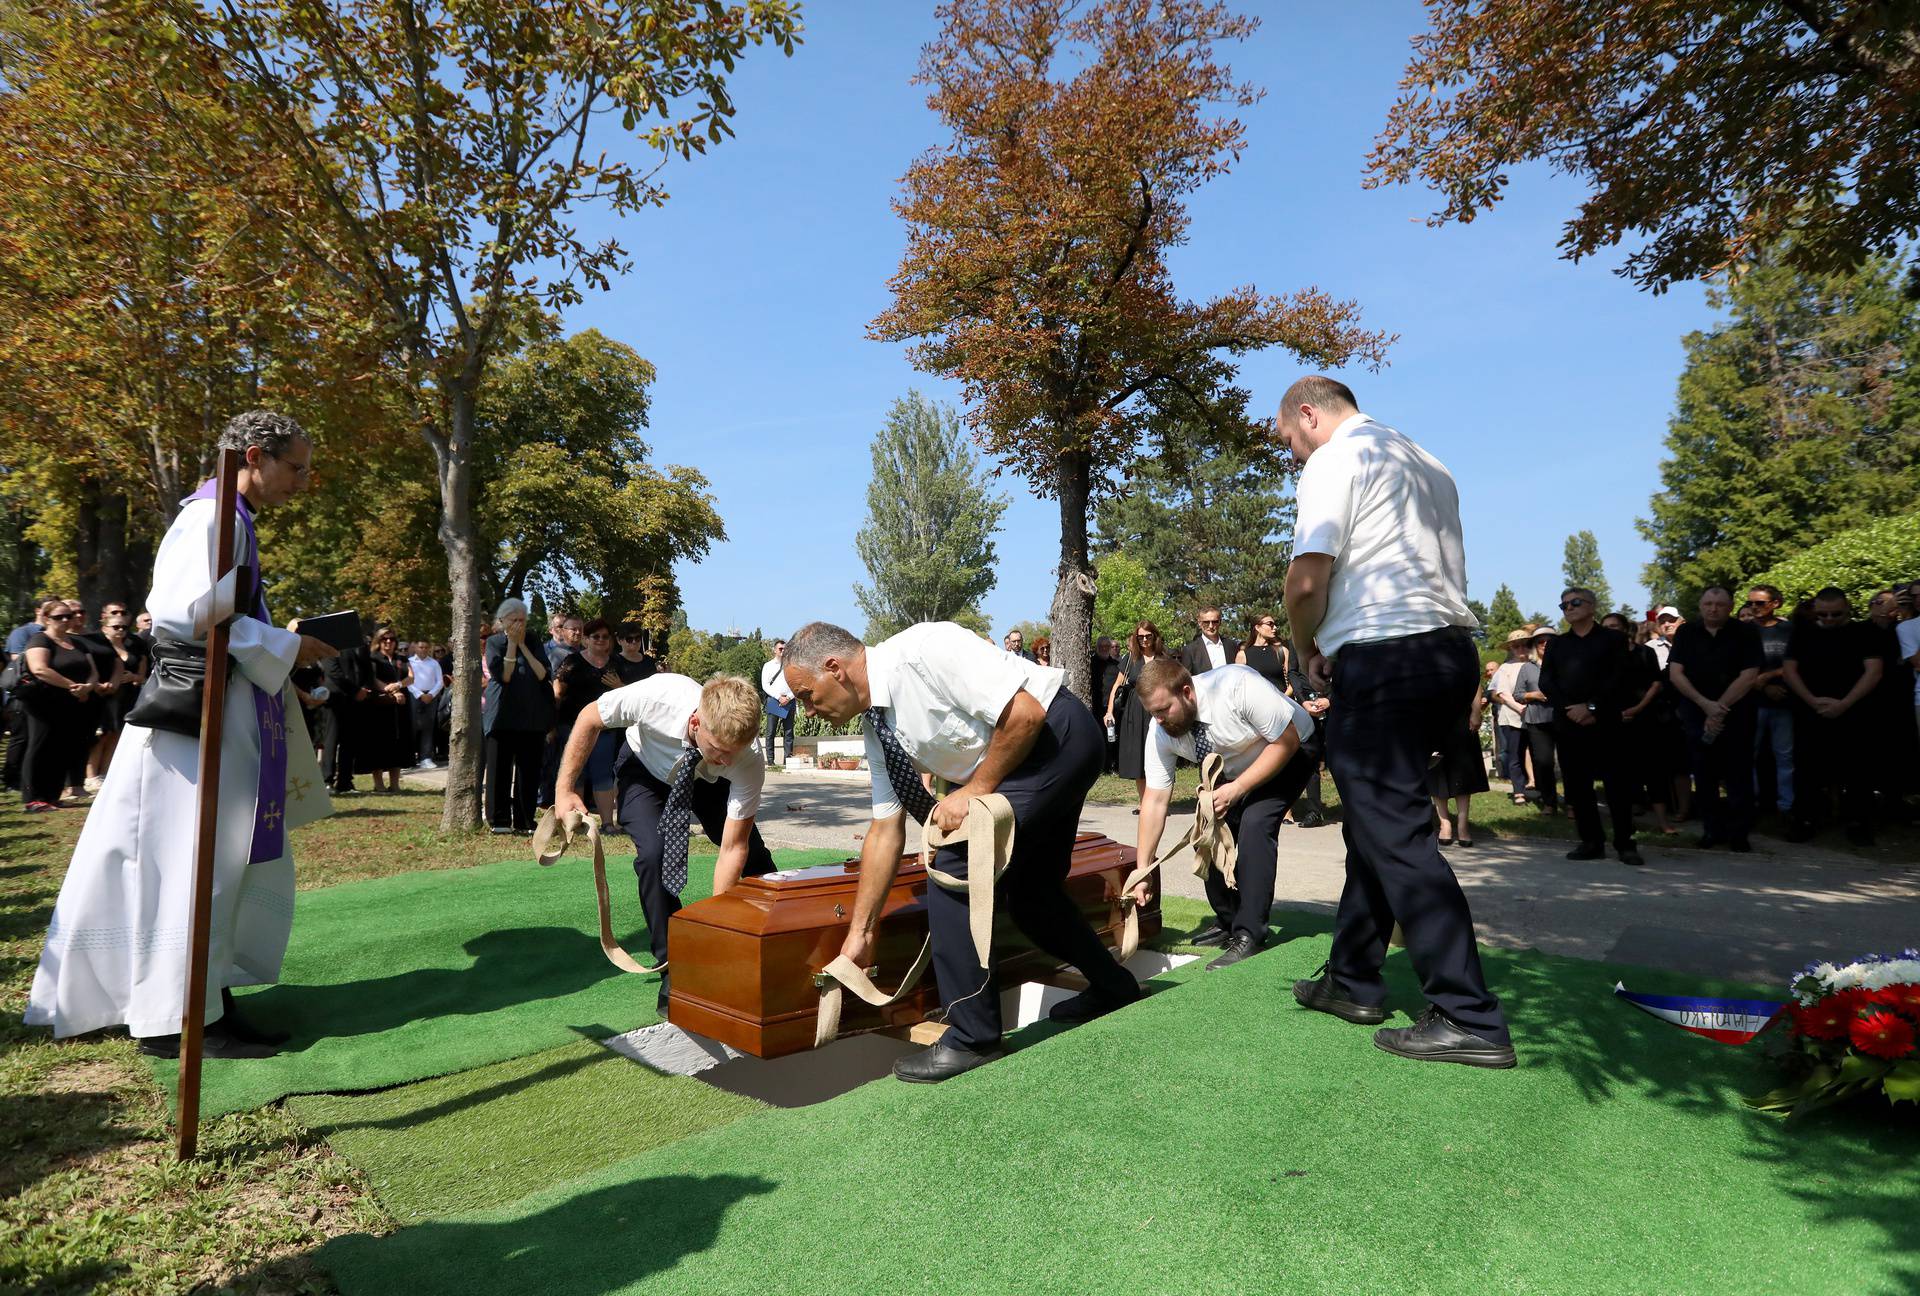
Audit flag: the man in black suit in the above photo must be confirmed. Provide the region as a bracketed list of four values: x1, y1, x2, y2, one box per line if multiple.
[321, 631, 370, 794]
[1179, 607, 1239, 676]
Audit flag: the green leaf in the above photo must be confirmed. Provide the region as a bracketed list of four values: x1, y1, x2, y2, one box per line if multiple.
[1884, 1061, 1920, 1105]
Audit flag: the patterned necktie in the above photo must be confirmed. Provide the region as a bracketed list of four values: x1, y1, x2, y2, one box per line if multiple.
[864, 707, 938, 823]
[1190, 718, 1213, 762]
[660, 745, 700, 895]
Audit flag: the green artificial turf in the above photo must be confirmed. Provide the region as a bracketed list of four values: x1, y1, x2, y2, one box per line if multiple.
[150, 846, 847, 1117]
[289, 1040, 765, 1222]
[321, 933, 1920, 1296]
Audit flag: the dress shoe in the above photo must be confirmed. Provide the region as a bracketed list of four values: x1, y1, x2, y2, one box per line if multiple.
[1565, 842, 1606, 861]
[1205, 930, 1263, 971]
[136, 1023, 278, 1060]
[892, 1040, 1004, 1083]
[1373, 1007, 1516, 1069]
[1048, 981, 1142, 1026]
[1782, 819, 1816, 844]
[1187, 922, 1230, 948]
[1728, 836, 1753, 853]
[1845, 824, 1876, 847]
[1292, 969, 1387, 1025]
[221, 989, 290, 1045]
[1616, 846, 1645, 867]
[1695, 833, 1723, 850]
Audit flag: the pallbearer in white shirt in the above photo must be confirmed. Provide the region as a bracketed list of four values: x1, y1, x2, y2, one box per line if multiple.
[781, 620, 1142, 1083]
[1280, 375, 1513, 1068]
[554, 673, 772, 1011]
[1132, 659, 1318, 971]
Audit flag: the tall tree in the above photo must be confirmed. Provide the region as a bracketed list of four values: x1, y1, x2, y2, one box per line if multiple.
[1369, 2, 1920, 292]
[0, 1, 386, 610]
[853, 392, 1008, 639]
[1481, 582, 1527, 645]
[871, 0, 1387, 702]
[1561, 530, 1614, 613]
[1091, 549, 1176, 648]
[146, 0, 801, 828]
[1093, 427, 1295, 632]
[1639, 254, 1920, 607]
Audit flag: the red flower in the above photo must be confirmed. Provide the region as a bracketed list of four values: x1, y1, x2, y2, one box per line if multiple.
[1871, 984, 1920, 1018]
[1850, 1011, 1917, 1060]
[1793, 992, 1869, 1040]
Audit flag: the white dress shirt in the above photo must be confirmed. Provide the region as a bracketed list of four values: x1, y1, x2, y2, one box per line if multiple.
[597, 673, 765, 820]
[407, 653, 443, 698]
[863, 621, 1065, 819]
[760, 657, 790, 700]
[1898, 620, 1920, 703]
[1203, 637, 1226, 669]
[1145, 664, 1312, 791]
[1292, 412, 1477, 657]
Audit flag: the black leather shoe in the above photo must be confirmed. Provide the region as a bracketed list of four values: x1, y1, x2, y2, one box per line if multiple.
[1187, 922, 1230, 948]
[221, 989, 290, 1045]
[1373, 1007, 1516, 1069]
[1205, 931, 1263, 971]
[1048, 981, 1142, 1026]
[136, 1024, 278, 1060]
[1292, 970, 1387, 1025]
[1695, 834, 1723, 850]
[1616, 846, 1645, 867]
[1566, 842, 1606, 861]
[1728, 836, 1753, 853]
[893, 1040, 1004, 1083]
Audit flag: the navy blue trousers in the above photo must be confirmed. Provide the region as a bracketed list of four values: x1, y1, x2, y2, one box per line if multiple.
[617, 746, 775, 967]
[1324, 628, 1509, 1046]
[929, 692, 1135, 1051]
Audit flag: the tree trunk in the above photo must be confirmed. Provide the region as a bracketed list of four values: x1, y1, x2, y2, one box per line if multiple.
[1049, 449, 1096, 707]
[436, 387, 486, 833]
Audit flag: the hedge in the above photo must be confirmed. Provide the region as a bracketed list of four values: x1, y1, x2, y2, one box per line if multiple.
[1751, 510, 1920, 610]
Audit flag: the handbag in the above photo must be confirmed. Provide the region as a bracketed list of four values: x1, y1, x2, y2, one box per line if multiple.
[125, 638, 232, 738]
[0, 656, 25, 693]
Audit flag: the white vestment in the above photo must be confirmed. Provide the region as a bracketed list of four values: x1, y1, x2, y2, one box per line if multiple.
[24, 497, 331, 1039]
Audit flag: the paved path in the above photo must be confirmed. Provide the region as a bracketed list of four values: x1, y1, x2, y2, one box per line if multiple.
[399, 763, 1920, 986]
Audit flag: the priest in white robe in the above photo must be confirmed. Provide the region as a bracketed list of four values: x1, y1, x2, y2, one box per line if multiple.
[25, 411, 337, 1058]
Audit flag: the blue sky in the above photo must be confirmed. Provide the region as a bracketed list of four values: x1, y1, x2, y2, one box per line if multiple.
[554, 2, 1719, 638]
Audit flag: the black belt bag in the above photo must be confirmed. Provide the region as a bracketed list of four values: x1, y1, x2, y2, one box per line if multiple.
[125, 638, 235, 738]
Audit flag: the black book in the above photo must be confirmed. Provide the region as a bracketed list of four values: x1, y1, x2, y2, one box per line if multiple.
[299, 610, 363, 650]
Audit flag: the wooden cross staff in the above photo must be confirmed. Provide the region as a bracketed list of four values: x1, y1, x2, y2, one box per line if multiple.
[177, 446, 242, 1162]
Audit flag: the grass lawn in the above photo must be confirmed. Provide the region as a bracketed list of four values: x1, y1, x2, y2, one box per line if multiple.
[0, 779, 740, 1295]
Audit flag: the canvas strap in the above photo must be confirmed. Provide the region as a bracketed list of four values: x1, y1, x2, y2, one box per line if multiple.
[812, 794, 1016, 1048]
[533, 807, 665, 976]
[1112, 752, 1235, 962]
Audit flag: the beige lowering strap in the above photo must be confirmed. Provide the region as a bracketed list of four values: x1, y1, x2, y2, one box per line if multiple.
[1112, 751, 1236, 962]
[812, 794, 1016, 1048]
[533, 807, 666, 976]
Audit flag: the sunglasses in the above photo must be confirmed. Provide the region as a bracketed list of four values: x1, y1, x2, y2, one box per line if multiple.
[46, 612, 74, 621]
[1559, 599, 1588, 610]
[1744, 598, 1773, 608]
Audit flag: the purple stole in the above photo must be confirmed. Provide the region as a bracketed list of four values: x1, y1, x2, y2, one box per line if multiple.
[186, 479, 288, 864]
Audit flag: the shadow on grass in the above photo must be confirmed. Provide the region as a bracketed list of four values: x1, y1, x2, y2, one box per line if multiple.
[304, 1046, 607, 1136]
[309, 1173, 777, 1296]
[236, 926, 632, 1049]
[0, 1088, 143, 1199]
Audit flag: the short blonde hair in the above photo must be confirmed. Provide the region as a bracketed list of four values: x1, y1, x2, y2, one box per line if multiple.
[699, 675, 761, 746]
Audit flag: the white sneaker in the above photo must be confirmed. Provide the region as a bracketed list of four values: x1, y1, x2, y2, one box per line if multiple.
[84, 775, 104, 793]
[418, 759, 439, 770]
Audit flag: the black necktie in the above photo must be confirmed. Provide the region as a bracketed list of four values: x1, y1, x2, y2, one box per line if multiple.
[660, 745, 699, 895]
[865, 707, 938, 823]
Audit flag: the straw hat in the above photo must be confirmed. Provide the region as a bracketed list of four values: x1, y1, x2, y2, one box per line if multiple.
[1504, 629, 1532, 645]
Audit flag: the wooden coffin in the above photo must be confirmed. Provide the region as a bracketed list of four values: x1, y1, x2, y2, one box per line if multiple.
[667, 832, 1157, 1058]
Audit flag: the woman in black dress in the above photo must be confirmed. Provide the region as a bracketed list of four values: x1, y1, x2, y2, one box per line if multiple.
[355, 624, 414, 792]
[554, 618, 647, 827]
[1234, 612, 1289, 690]
[95, 601, 147, 780]
[20, 600, 105, 811]
[1429, 667, 1491, 845]
[483, 599, 554, 833]
[1103, 620, 1164, 802]
[1618, 615, 1683, 836]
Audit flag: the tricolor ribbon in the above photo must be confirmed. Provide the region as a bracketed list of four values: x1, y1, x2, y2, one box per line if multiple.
[1613, 983, 1786, 1046]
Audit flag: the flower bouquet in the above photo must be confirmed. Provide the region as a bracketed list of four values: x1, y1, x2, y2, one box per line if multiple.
[1747, 949, 1920, 1117]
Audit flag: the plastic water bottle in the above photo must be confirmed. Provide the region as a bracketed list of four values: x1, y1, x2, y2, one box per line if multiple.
[1106, 720, 1117, 742]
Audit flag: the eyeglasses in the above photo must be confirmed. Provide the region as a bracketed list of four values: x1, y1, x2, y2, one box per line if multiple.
[1256, 619, 1276, 627]
[1744, 598, 1773, 608]
[1559, 599, 1588, 610]
[1198, 619, 1221, 627]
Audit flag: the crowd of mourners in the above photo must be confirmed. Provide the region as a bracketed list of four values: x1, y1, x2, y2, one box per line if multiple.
[1071, 579, 1920, 863]
[9, 574, 1918, 861]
